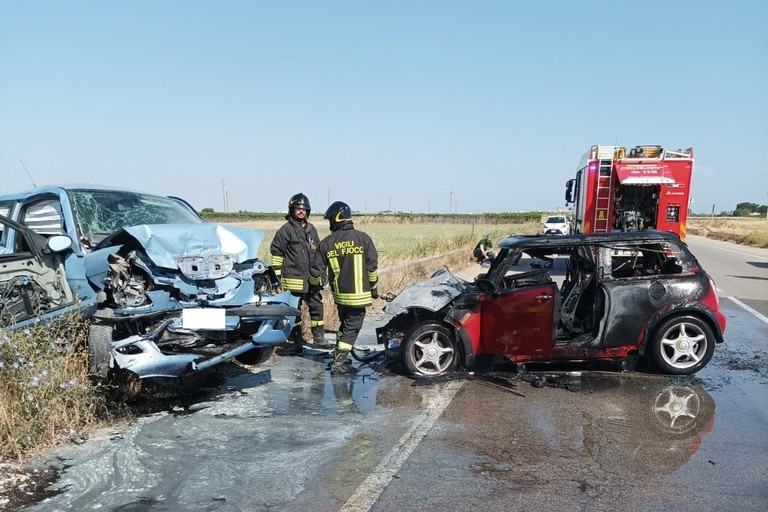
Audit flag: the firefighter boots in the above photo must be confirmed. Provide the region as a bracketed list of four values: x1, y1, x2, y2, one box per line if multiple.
[330, 351, 357, 375]
[288, 325, 304, 355]
[311, 325, 334, 349]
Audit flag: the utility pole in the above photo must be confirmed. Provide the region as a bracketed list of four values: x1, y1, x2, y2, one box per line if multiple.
[221, 179, 228, 213]
[428, 198, 431, 214]
[449, 190, 453, 214]
[389, 194, 392, 212]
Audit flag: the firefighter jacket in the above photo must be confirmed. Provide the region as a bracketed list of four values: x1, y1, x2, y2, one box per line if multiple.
[316, 223, 378, 307]
[270, 217, 322, 293]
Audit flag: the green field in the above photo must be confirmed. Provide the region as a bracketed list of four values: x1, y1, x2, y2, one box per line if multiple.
[230, 218, 540, 264]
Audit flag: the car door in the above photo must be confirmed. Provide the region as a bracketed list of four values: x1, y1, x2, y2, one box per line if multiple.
[478, 281, 557, 357]
[0, 215, 79, 328]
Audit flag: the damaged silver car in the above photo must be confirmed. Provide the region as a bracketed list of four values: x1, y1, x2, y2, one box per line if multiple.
[0, 186, 299, 379]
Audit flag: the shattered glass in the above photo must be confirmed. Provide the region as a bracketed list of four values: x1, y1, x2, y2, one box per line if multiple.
[68, 189, 202, 245]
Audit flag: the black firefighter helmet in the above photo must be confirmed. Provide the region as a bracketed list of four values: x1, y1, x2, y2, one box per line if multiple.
[324, 201, 352, 231]
[288, 193, 311, 217]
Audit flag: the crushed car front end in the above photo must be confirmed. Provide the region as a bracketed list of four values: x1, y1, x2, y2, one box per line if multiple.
[0, 185, 301, 380]
[86, 223, 300, 378]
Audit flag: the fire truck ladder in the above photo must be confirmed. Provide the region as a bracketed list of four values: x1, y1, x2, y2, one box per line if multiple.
[593, 158, 613, 232]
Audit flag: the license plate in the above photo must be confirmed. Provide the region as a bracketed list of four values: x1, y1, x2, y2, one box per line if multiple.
[182, 308, 226, 330]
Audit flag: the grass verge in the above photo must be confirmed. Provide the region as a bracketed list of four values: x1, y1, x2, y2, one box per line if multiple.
[688, 217, 768, 248]
[0, 314, 117, 464]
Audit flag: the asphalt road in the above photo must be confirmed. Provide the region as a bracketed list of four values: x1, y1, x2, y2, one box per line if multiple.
[685, 234, 768, 317]
[24, 237, 768, 512]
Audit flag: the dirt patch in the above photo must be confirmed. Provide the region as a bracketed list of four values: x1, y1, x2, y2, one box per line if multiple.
[0, 463, 60, 512]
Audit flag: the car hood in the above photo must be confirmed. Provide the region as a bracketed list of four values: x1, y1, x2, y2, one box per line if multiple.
[384, 271, 469, 316]
[101, 224, 265, 269]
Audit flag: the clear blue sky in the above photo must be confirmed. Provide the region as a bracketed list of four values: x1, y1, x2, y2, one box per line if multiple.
[2, 0, 766, 215]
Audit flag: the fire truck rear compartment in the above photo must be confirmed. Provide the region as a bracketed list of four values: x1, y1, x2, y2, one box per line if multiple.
[614, 184, 661, 230]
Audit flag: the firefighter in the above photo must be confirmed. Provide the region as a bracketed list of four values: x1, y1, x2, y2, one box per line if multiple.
[270, 193, 331, 354]
[316, 201, 379, 375]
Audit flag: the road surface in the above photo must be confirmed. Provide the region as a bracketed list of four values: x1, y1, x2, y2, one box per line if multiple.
[23, 236, 768, 512]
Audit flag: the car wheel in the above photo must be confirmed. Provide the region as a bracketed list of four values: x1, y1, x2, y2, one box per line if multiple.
[400, 322, 458, 376]
[235, 346, 274, 365]
[649, 315, 715, 375]
[88, 322, 113, 379]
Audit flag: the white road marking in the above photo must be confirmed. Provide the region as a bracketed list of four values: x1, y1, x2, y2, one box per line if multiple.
[687, 238, 768, 261]
[339, 380, 464, 512]
[727, 297, 768, 325]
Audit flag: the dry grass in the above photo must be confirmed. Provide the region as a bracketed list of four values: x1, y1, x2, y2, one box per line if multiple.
[233, 218, 536, 263]
[254, 219, 540, 333]
[688, 217, 768, 247]
[0, 315, 116, 463]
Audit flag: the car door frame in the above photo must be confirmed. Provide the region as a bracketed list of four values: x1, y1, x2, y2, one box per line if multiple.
[0, 214, 86, 328]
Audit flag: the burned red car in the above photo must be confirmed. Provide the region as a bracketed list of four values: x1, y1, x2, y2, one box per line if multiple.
[375, 231, 726, 376]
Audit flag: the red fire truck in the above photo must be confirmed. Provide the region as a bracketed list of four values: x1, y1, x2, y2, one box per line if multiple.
[565, 145, 694, 240]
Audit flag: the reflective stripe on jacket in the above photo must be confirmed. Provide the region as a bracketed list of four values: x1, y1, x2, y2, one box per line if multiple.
[270, 217, 322, 293]
[316, 224, 378, 307]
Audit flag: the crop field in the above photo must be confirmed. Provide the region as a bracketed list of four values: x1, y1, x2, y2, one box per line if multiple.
[688, 216, 768, 247]
[229, 218, 540, 265]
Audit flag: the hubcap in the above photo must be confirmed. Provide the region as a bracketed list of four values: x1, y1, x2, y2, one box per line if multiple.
[660, 322, 707, 369]
[412, 331, 454, 375]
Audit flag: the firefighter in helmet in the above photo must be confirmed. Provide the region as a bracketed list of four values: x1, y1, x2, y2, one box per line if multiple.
[315, 201, 379, 375]
[270, 193, 331, 353]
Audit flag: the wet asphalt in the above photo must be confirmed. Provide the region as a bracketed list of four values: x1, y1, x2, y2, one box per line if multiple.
[22, 294, 768, 512]
[21, 242, 768, 512]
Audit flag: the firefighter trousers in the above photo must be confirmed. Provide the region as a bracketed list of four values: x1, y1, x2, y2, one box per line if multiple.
[289, 289, 325, 341]
[334, 304, 366, 353]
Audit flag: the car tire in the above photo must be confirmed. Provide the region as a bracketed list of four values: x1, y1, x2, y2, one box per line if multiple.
[649, 315, 715, 375]
[88, 322, 113, 379]
[235, 346, 274, 365]
[400, 322, 458, 377]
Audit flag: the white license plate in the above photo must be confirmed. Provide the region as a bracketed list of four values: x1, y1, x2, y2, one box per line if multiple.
[182, 308, 226, 330]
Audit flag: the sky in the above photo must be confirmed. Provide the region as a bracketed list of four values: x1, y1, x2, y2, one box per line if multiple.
[1, 1, 766, 215]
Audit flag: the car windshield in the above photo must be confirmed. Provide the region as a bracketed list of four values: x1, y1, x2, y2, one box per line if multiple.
[68, 189, 203, 243]
[546, 216, 565, 223]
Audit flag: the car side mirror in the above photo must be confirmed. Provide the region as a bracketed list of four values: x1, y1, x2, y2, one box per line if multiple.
[46, 235, 73, 253]
[530, 261, 542, 269]
[565, 179, 575, 203]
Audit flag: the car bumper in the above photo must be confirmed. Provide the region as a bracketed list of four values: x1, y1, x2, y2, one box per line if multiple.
[111, 303, 300, 379]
